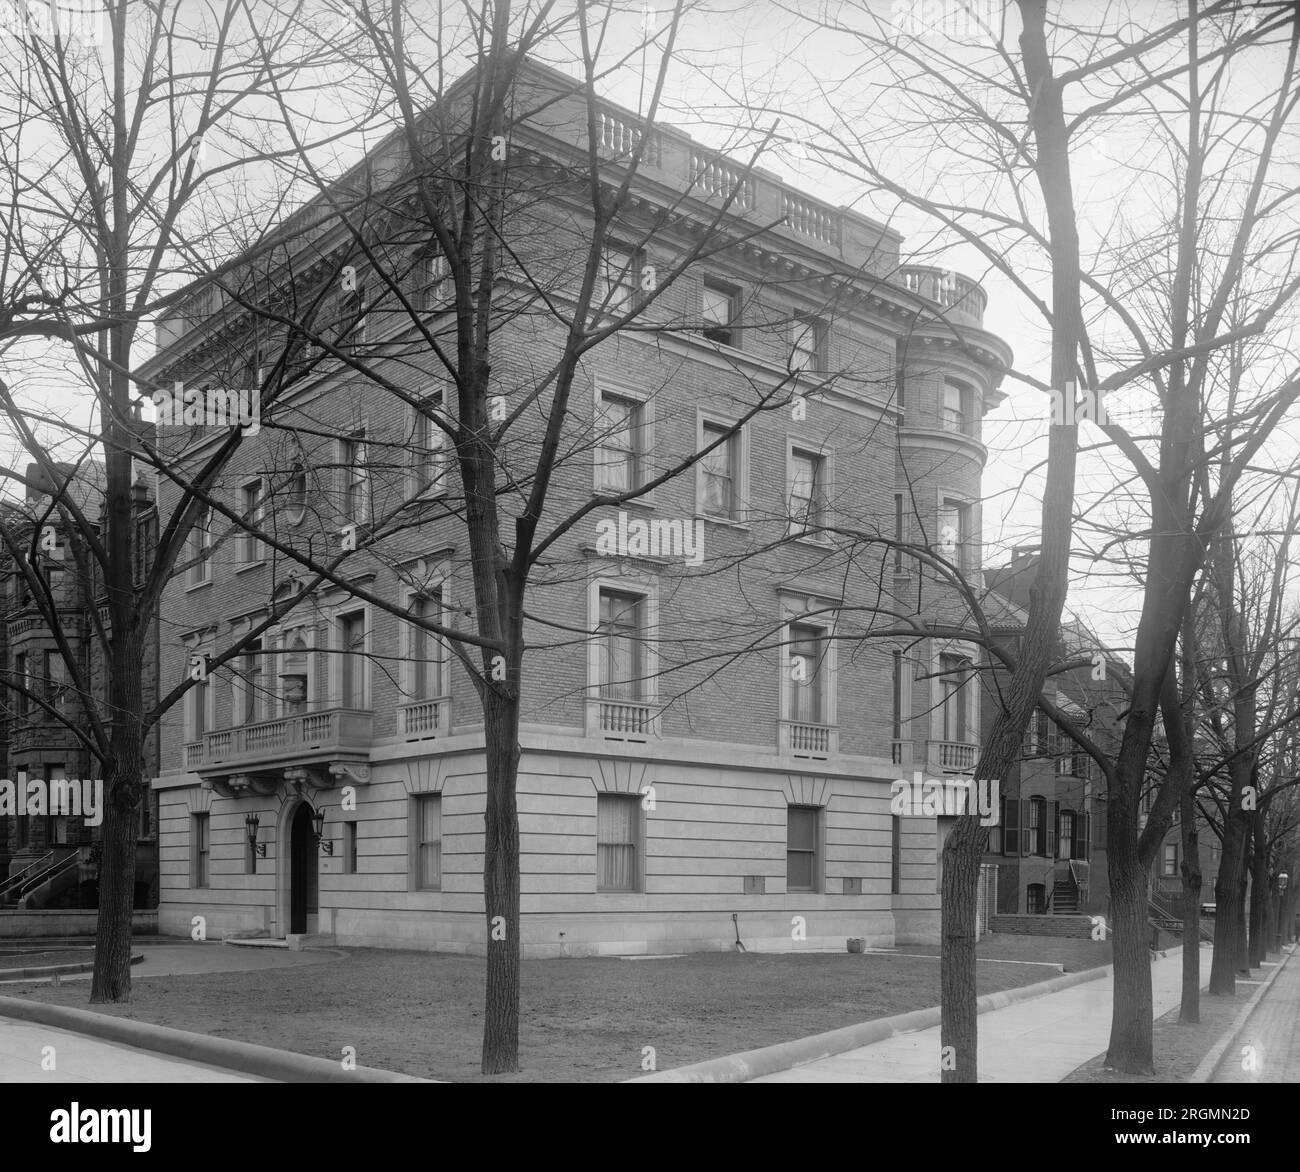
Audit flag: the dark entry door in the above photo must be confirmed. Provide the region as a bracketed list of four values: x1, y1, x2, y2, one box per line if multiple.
[290, 803, 318, 933]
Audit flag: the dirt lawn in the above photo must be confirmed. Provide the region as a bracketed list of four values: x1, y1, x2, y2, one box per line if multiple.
[6, 936, 1110, 1082]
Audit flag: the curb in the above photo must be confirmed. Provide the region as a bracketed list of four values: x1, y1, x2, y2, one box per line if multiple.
[0, 994, 433, 1082]
[0, 953, 144, 981]
[1189, 944, 1295, 1083]
[627, 961, 1114, 1083]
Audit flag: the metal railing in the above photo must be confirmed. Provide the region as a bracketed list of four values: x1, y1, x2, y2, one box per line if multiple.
[0, 851, 54, 901]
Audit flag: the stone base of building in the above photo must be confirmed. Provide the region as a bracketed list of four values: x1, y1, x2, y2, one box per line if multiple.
[159, 903, 914, 957]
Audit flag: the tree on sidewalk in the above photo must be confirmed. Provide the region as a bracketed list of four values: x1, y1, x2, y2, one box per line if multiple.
[774, 0, 1300, 1076]
[0, 0, 357, 1002]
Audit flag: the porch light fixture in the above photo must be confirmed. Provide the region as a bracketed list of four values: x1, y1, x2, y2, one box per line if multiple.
[311, 806, 333, 855]
[244, 812, 266, 858]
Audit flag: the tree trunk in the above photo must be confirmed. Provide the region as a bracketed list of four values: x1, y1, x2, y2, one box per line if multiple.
[1209, 782, 1250, 992]
[940, 816, 982, 1081]
[480, 679, 522, 1074]
[1105, 798, 1153, 1071]
[90, 723, 143, 1003]
[1234, 877, 1250, 973]
[1179, 781, 1201, 1022]
[1248, 814, 1267, 966]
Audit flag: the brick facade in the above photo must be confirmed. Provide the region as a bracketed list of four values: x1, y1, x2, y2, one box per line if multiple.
[146, 60, 1011, 955]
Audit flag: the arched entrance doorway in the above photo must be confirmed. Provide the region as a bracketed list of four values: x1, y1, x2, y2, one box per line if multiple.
[289, 802, 319, 934]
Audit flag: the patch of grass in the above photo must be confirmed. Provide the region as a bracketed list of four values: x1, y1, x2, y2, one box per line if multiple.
[6, 943, 1097, 1082]
[1062, 987, 1247, 1083]
[0, 949, 95, 971]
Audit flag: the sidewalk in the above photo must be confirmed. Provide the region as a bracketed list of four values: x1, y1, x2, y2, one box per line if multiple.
[0, 939, 339, 985]
[1210, 944, 1300, 1083]
[0, 1014, 263, 1082]
[750, 944, 1212, 1082]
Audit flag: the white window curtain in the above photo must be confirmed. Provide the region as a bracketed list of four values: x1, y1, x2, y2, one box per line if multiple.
[597, 795, 637, 890]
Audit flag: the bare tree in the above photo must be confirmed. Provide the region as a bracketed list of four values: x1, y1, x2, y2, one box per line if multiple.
[769, 0, 1300, 1076]
[0, 0, 358, 1001]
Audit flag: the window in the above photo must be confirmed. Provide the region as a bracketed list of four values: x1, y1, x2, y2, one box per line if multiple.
[344, 821, 359, 874]
[235, 639, 264, 726]
[1058, 809, 1075, 860]
[939, 653, 971, 743]
[192, 813, 210, 887]
[1026, 883, 1045, 914]
[186, 506, 212, 586]
[409, 589, 446, 700]
[1164, 842, 1178, 877]
[786, 805, 820, 892]
[285, 464, 308, 526]
[938, 498, 973, 569]
[943, 379, 973, 435]
[1001, 795, 1019, 856]
[788, 448, 826, 536]
[338, 610, 367, 710]
[891, 650, 904, 749]
[341, 429, 370, 523]
[598, 589, 644, 701]
[413, 794, 441, 890]
[240, 479, 265, 563]
[410, 393, 446, 497]
[701, 279, 740, 346]
[790, 313, 827, 373]
[42, 649, 67, 709]
[894, 492, 905, 571]
[786, 623, 826, 724]
[700, 420, 740, 519]
[246, 346, 266, 388]
[423, 254, 451, 309]
[186, 658, 211, 742]
[596, 793, 640, 891]
[595, 391, 643, 493]
[279, 630, 310, 714]
[891, 814, 901, 895]
[599, 245, 641, 313]
[44, 764, 68, 846]
[14, 651, 28, 716]
[1027, 795, 1046, 857]
[347, 283, 369, 352]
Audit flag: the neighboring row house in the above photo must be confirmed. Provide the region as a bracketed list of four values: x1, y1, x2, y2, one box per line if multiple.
[982, 547, 1128, 917]
[0, 457, 161, 911]
[144, 59, 1012, 955]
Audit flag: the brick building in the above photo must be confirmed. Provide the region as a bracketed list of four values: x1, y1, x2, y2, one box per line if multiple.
[145, 60, 1011, 955]
[981, 548, 1128, 917]
[0, 457, 160, 911]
